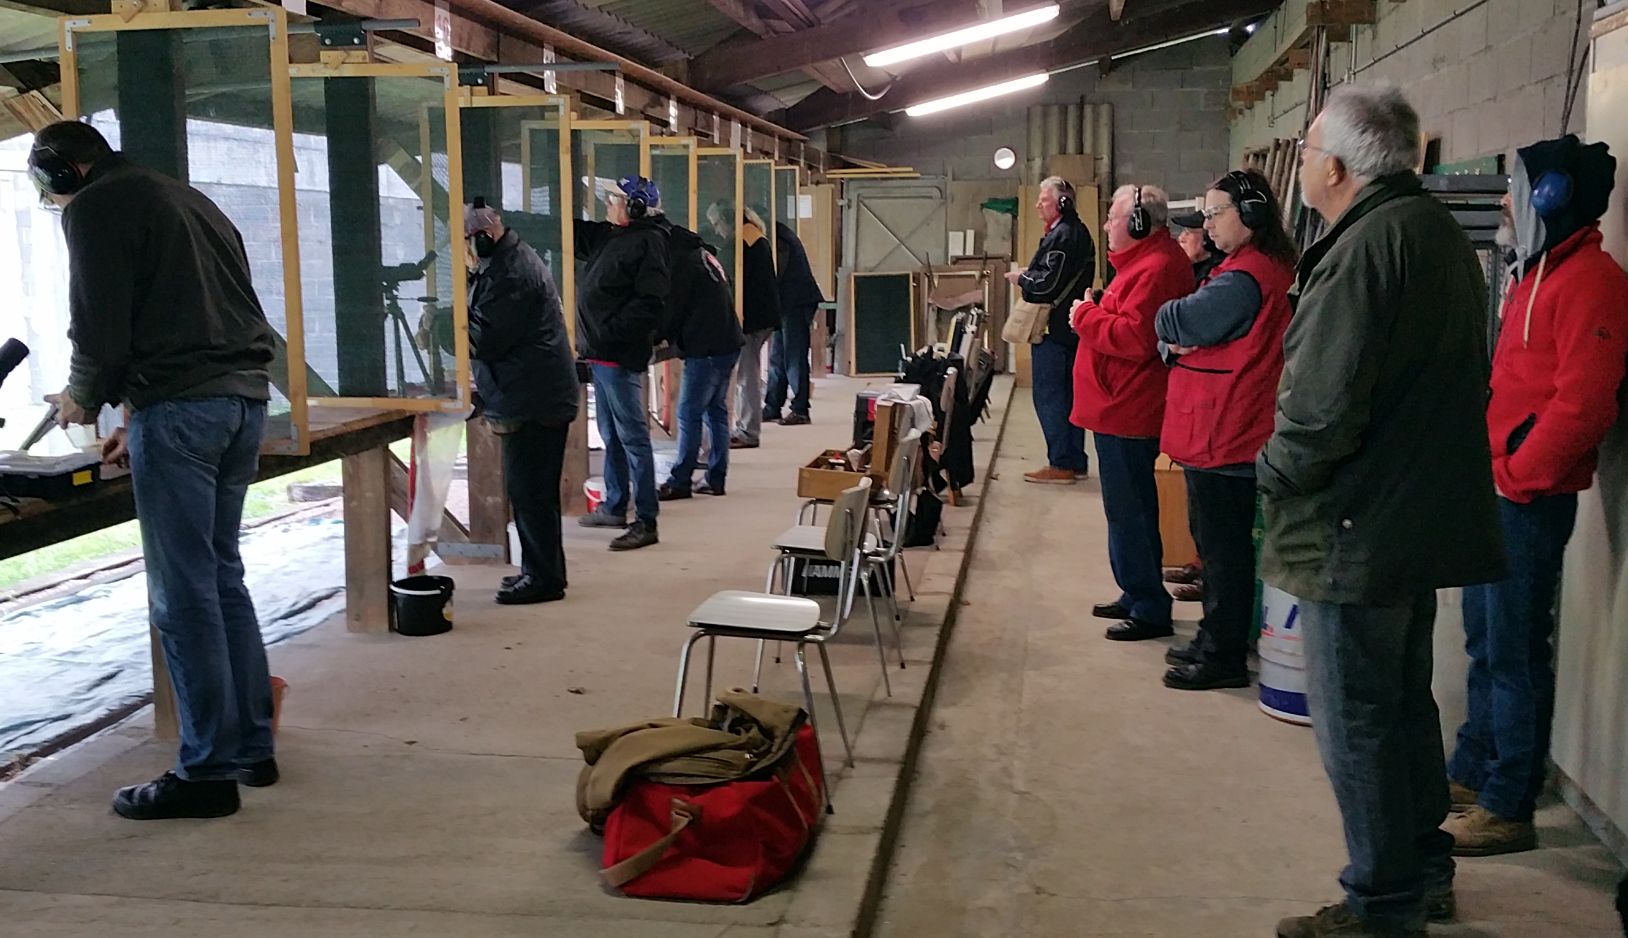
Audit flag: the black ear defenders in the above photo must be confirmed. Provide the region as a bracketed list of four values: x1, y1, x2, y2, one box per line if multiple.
[1056, 191, 1073, 214]
[1127, 185, 1151, 240]
[626, 192, 648, 219]
[1227, 170, 1272, 230]
[27, 144, 85, 197]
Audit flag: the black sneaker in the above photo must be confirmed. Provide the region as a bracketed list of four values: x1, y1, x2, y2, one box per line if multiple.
[577, 510, 629, 528]
[1163, 661, 1251, 691]
[495, 574, 565, 605]
[609, 521, 659, 551]
[657, 483, 693, 501]
[695, 481, 726, 496]
[112, 772, 240, 820]
[1104, 618, 1175, 642]
[501, 573, 523, 590]
[237, 758, 279, 788]
[1165, 638, 1202, 666]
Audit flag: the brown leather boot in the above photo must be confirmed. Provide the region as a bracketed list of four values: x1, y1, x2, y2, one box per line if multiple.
[1443, 805, 1536, 856]
[1023, 466, 1076, 484]
[1276, 903, 1425, 937]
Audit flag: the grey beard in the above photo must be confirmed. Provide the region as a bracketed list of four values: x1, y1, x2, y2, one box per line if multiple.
[1495, 222, 1517, 249]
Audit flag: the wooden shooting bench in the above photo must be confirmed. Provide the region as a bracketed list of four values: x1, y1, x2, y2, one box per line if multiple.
[0, 406, 442, 738]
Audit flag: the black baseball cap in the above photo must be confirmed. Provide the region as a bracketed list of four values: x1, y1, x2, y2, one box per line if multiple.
[1171, 210, 1204, 229]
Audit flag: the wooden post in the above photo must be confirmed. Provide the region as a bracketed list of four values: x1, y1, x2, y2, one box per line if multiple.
[562, 386, 589, 515]
[342, 447, 393, 632]
[150, 626, 178, 740]
[327, 77, 389, 397]
[464, 417, 512, 555]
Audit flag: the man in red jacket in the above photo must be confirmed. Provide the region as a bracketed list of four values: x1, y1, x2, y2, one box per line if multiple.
[1445, 135, 1628, 856]
[1070, 184, 1196, 641]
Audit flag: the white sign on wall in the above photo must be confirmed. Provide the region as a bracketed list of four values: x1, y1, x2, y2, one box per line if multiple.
[542, 45, 557, 94]
[433, 0, 452, 61]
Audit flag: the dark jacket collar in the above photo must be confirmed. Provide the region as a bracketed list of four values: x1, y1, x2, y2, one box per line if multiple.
[1298, 172, 1424, 286]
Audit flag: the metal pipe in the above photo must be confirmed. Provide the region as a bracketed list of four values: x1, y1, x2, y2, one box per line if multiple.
[1063, 103, 1081, 156]
[443, 0, 806, 141]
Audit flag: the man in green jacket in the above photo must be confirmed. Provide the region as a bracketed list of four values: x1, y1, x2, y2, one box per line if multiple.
[1263, 88, 1505, 938]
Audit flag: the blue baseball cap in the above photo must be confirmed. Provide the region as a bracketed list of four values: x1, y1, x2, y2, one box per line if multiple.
[616, 175, 660, 207]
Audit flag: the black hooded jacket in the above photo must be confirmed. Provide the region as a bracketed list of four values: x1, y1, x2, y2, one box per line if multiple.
[467, 230, 579, 427]
[1514, 135, 1618, 272]
[654, 215, 743, 359]
[574, 216, 670, 370]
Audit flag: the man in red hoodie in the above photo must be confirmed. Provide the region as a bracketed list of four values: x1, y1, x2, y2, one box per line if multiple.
[1445, 135, 1628, 857]
[1070, 184, 1196, 641]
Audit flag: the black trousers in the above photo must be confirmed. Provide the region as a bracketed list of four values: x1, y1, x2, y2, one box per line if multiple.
[1185, 468, 1257, 671]
[501, 421, 569, 592]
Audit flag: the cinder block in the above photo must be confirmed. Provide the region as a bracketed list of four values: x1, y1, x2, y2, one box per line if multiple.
[1132, 68, 1186, 92]
[1453, 3, 1491, 62]
[1448, 108, 1478, 161]
[1529, 14, 1576, 83]
[1494, 38, 1535, 98]
[1466, 53, 1497, 106]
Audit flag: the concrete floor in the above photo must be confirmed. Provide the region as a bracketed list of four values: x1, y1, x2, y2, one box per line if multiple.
[0, 373, 978, 938]
[872, 390, 1626, 938]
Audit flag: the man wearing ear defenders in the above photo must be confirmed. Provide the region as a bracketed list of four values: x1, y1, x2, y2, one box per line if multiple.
[27, 120, 280, 821]
[573, 175, 670, 551]
[1444, 135, 1628, 858]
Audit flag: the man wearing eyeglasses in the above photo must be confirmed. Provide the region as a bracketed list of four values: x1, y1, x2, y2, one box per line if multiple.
[1263, 87, 1504, 938]
[573, 176, 670, 551]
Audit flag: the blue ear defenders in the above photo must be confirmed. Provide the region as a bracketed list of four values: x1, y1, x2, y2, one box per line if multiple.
[1530, 170, 1572, 218]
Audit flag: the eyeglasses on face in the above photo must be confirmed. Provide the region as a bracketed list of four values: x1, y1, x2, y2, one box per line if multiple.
[1200, 204, 1236, 221]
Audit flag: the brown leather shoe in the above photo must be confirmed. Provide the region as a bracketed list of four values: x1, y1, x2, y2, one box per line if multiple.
[1163, 564, 1203, 585]
[1448, 779, 1478, 812]
[1443, 805, 1536, 856]
[1023, 466, 1076, 485]
[1276, 903, 1425, 937]
[1171, 582, 1203, 603]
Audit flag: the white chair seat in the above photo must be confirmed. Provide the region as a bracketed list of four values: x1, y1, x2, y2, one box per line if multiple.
[773, 524, 878, 555]
[687, 590, 823, 635]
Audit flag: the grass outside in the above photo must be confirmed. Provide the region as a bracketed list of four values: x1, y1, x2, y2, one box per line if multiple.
[0, 460, 345, 593]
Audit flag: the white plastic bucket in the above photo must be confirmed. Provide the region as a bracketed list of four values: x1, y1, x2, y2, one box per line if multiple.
[1257, 583, 1311, 726]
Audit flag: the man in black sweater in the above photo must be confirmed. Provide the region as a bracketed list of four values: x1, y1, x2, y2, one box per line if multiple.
[465, 200, 580, 602]
[1006, 175, 1095, 484]
[764, 220, 826, 426]
[573, 176, 669, 551]
[30, 120, 278, 820]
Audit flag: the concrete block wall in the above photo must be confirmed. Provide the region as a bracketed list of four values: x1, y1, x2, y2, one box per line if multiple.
[1231, 0, 1594, 169]
[836, 37, 1237, 203]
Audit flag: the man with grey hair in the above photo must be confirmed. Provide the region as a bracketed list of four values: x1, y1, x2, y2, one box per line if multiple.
[1005, 175, 1094, 483]
[1263, 85, 1504, 938]
[1070, 182, 1194, 642]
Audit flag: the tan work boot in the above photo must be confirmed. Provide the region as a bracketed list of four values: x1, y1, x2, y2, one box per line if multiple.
[1276, 903, 1425, 937]
[1443, 805, 1536, 856]
[1023, 466, 1077, 485]
[1448, 780, 1479, 812]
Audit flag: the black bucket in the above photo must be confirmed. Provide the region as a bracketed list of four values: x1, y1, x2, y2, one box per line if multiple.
[391, 575, 454, 636]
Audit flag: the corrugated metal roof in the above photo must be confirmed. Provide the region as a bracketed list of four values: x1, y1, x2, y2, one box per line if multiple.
[584, 0, 746, 57]
[517, 0, 696, 64]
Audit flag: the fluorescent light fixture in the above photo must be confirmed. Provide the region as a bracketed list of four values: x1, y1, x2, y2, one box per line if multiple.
[864, 3, 1060, 68]
[906, 72, 1048, 117]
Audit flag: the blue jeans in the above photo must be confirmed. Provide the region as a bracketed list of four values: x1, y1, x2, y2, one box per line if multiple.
[592, 363, 658, 525]
[1031, 333, 1088, 474]
[128, 397, 272, 782]
[1093, 433, 1170, 625]
[1301, 593, 1454, 931]
[1449, 494, 1577, 821]
[765, 305, 814, 418]
[667, 352, 735, 492]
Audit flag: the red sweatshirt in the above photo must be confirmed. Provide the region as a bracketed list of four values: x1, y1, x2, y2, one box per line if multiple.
[1488, 225, 1628, 503]
[1069, 230, 1195, 437]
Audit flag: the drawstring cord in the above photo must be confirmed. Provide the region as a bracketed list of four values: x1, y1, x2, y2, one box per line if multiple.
[1523, 251, 1548, 349]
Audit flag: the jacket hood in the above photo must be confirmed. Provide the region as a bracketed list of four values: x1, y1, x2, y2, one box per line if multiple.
[654, 215, 705, 250]
[1512, 135, 1616, 268]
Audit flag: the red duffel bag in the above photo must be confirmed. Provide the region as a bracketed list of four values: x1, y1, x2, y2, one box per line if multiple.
[577, 694, 826, 902]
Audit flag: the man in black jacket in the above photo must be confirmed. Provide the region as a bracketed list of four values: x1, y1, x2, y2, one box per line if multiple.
[654, 214, 743, 499]
[1006, 175, 1095, 484]
[465, 201, 579, 603]
[574, 176, 669, 551]
[30, 120, 278, 820]
[764, 220, 826, 426]
[706, 200, 781, 448]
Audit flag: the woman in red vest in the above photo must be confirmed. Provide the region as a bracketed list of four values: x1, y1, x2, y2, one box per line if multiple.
[1155, 169, 1298, 691]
